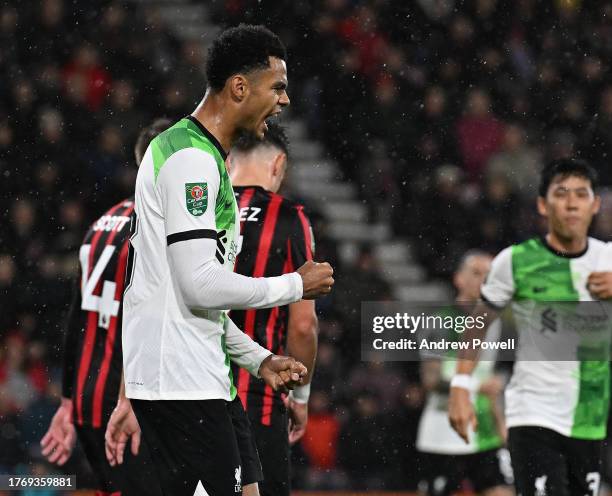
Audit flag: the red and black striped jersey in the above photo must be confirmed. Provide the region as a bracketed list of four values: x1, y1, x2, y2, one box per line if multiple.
[62, 198, 135, 428]
[230, 186, 314, 426]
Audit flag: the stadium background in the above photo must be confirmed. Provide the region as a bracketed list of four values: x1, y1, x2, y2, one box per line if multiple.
[2, 0, 612, 494]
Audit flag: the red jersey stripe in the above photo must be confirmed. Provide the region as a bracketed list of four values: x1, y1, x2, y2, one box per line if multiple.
[75, 202, 124, 425]
[237, 194, 283, 410]
[261, 305, 280, 425]
[296, 206, 313, 260]
[91, 205, 134, 427]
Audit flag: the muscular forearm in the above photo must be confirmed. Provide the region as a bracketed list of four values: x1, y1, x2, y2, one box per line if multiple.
[286, 301, 318, 385]
[169, 239, 303, 310]
[286, 324, 317, 385]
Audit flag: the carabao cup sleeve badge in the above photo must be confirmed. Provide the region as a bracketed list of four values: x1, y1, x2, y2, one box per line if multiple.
[185, 182, 208, 216]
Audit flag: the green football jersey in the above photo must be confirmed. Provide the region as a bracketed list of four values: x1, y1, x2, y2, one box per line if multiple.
[481, 237, 612, 440]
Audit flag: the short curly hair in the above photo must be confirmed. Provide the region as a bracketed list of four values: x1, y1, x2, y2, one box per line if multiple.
[205, 24, 287, 92]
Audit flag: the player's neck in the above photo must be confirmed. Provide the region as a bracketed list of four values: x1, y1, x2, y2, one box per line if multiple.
[230, 165, 274, 192]
[191, 93, 236, 153]
[231, 177, 271, 191]
[545, 232, 588, 255]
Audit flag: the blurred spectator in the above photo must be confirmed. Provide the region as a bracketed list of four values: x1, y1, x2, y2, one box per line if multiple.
[346, 361, 405, 413]
[593, 189, 612, 242]
[416, 164, 472, 276]
[0, 385, 25, 471]
[63, 43, 111, 112]
[334, 246, 391, 358]
[0, 332, 39, 412]
[455, 88, 505, 181]
[103, 79, 146, 148]
[301, 391, 341, 485]
[486, 122, 543, 199]
[413, 85, 458, 170]
[473, 172, 519, 253]
[0, 255, 18, 330]
[311, 341, 344, 402]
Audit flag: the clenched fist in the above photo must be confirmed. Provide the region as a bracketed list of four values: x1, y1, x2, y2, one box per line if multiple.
[297, 261, 334, 299]
[259, 355, 307, 392]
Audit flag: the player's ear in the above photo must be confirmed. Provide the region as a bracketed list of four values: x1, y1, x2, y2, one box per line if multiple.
[592, 194, 601, 215]
[272, 152, 287, 179]
[229, 74, 248, 102]
[452, 271, 462, 291]
[537, 196, 548, 217]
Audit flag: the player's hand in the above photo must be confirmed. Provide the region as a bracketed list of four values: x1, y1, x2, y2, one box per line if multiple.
[296, 261, 334, 299]
[40, 398, 76, 466]
[448, 386, 477, 444]
[105, 397, 140, 466]
[587, 271, 612, 300]
[259, 355, 307, 393]
[283, 395, 308, 445]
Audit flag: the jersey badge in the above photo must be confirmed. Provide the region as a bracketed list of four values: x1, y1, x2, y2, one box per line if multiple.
[185, 183, 208, 216]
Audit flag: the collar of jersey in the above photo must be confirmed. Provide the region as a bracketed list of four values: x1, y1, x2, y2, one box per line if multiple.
[233, 185, 268, 193]
[185, 115, 228, 161]
[540, 236, 589, 259]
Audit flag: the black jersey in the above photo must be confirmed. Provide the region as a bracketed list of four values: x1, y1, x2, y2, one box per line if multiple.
[62, 198, 135, 428]
[230, 186, 314, 426]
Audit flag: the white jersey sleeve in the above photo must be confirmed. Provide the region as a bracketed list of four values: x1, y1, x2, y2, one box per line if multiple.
[158, 148, 303, 311]
[480, 246, 515, 309]
[157, 147, 220, 236]
[224, 315, 272, 377]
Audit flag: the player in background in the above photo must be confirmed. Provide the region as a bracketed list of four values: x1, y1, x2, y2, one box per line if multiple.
[40, 118, 172, 496]
[120, 24, 334, 496]
[449, 159, 612, 496]
[228, 123, 318, 496]
[417, 251, 513, 496]
[39, 117, 269, 496]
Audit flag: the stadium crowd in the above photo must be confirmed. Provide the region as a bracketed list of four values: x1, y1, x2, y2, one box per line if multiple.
[2, 0, 612, 492]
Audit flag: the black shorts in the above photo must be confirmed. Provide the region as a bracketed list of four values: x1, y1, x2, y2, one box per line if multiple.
[247, 403, 290, 496]
[508, 426, 602, 496]
[227, 397, 264, 486]
[132, 398, 245, 496]
[420, 448, 513, 496]
[75, 424, 161, 496]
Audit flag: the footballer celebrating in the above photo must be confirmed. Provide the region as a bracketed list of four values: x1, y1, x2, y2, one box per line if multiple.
[121, 25, 334, 496]
[449, 159, 612, 496]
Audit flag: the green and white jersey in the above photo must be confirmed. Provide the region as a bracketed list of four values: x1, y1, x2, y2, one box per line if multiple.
[417, 307, 503, 455]
[481, 237, 612, 440]
[123, 117, 301, 401]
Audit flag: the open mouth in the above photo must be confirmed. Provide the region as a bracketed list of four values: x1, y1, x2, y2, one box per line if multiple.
[263, 111, 282, 128]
